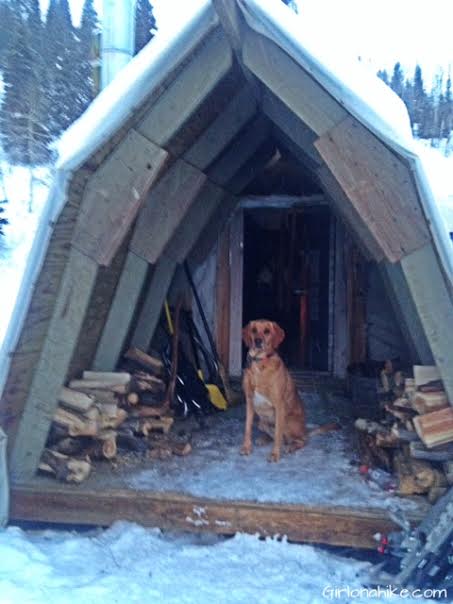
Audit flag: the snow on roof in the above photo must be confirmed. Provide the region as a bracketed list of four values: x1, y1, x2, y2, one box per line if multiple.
[239, 0, 453, 283]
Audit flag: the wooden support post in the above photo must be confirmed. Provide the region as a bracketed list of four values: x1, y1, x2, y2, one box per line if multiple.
[9, 249, 98, 482]
[131, 183, 226, 352]
[332, 220, 348, 377]
[131, 255, 177, 352]
[379, 261, 433, 365]
[92, 253, 149, 370]
[401, 243, 453, 404]
[228, 209, 244, 377]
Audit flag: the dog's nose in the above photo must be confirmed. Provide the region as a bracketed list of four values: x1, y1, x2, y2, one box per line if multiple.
[254, 338, 263, 348]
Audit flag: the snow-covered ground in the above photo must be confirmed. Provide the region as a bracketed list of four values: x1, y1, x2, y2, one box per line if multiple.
[0, 521, 444, 604]
[0, 164, 51, 346]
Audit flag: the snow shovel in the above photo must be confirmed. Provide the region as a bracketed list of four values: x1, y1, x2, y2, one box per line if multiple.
[184, 311, 227, 411]
[183, 261, 231, 408]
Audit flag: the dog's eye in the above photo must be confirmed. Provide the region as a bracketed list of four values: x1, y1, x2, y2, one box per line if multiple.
[263, 328, 270, 335]
[251, 327, 257, 334]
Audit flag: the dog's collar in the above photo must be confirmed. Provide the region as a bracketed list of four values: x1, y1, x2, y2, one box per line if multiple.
[246, 351, 276, 367]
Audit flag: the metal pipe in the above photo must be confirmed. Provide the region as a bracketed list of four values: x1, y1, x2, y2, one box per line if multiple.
[101, 0, 135, 89]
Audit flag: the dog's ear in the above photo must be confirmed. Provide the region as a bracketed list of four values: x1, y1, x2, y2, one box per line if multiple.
[242, 323, 253, 348]
[271, 323, 285, 348]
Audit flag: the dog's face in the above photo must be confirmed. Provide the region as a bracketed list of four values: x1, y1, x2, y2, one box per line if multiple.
[242, 320, 285, 353]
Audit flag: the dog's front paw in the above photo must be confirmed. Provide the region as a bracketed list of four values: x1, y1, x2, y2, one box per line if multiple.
[240, 442, 252, 456]
[267, 450, 280, 463]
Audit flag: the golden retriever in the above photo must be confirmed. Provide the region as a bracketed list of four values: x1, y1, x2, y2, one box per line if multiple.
[241, 319, 338, 462]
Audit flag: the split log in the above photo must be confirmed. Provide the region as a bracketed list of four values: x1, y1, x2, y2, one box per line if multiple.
[98, 408, 128, 430]
[69, 379, 128, 394]
[413, 407, 453, 448]
[375, 431, 400, 448]
[139, 416, 174, 436]
[393, 451, 432, 495]
[391, 425, 420, 443]
[127, 393, 140, 406]
[356, 431, 392, 471]
[116, 430, 148, 453]
[412, 391, 449, 415]
[39, 449, 91, 483]
[124, 347, 164, 375]
[384, 404, 415, 422]
[130, 405, 171, 418]
[409, 440, 453, 462]
[87, 431, 117, 460]
[82, 371, 131, 385]
[81, 389, 118, 406]
[172, 442, 192, 456]
[58, 387, 94, 413]
[131, 375, 166, 395]
[53, 408, 98, 437]
[51, 437, 89, 456]
[414, 365, 441, 388]
[96, 401, 118, 419]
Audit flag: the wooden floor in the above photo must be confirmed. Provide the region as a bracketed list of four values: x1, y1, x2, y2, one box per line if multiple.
[9, 482, 425, 549]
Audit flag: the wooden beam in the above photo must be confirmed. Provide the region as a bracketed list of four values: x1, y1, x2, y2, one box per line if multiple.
[92, 253, 149, 370]
[242, 30, 346, 136]
[228, 209, 244, 377]
[215, 225, 231, 369]
[318, 165, 383, 262]
[8, 249, 98, 481]
[332, 220, 348, 377]
[184, 86, 257, 171]
[379, 261, 433, 365]
[130, 160, 207, 264]
[262, 91, 322, 166]
[72, 129, 168, 266]
[131, 255, 177, 352]
[207, 115, 270, 187]
[401, 243, 453, 403]
[131, 182, 226, 351]
[10, 483, 424, 549]
[136, 28, 233, 147]
[315, 117, 430, 262]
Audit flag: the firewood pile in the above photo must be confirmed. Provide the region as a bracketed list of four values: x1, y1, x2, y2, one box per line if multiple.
[355, 363, 453, 503]
[39, 347, 192, 483]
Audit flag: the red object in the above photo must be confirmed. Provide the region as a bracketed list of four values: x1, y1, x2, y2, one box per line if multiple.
[359, 464, 369, 476]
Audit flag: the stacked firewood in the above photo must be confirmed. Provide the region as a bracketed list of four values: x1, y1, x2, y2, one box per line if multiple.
[355, 363, 453, 503]
[39, 347, 192, 483]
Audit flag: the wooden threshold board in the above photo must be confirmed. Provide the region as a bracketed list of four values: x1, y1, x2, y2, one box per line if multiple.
[9, 484, 424, 549]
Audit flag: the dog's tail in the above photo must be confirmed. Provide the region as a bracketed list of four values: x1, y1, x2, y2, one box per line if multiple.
[308, 422, 341, 437]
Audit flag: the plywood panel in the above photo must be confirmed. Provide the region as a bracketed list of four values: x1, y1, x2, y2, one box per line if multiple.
[136, 29, 233, 147]
[318, 165, 383, 262]
[315, 117, 430, 262]
[184, 86, 257, 170]
[130, 160, 207, 264]
[8, 249, 98, 481]
[72, 129, 168, 266]
[243, 30, 346, 136]
[401, 244, 453, 403]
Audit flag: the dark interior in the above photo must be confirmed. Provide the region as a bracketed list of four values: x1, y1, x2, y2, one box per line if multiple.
[243, 206, 331, 370]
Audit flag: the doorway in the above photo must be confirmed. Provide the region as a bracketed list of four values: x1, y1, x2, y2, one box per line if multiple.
[242, 206, 331, 370]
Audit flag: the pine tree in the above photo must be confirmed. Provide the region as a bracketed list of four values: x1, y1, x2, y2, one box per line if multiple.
[0, 8, 53, 167]
[411, 65, 427, 135]
[134, 0, 157, 55]
[377, 69, 389, 85]
[0, 199, 8, 238]
[390, 62, 405, 99]
[45, 0, 78, 137]
[73, 0, 99, 117]
[0, 1, 15, 66]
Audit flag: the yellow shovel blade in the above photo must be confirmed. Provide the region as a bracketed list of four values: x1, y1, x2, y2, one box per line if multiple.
[197, 370, 228, 410]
